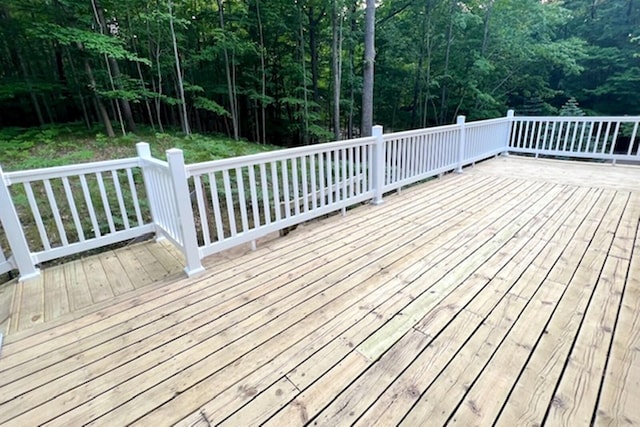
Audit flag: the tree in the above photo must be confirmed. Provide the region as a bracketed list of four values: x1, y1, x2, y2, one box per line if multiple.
[361, 0, 375, 137]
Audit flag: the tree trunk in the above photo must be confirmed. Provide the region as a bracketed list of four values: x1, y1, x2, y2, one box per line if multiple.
[439, 0, 456, 124]
[361, 0, 376, 137]
[298, 3, 310, 145]
[168, 0, 190, 134]
[332, 0, 343, 141]
[217, 0, 239, 140]
[256, 0, 267, 144]
[84, 57, 115, 137]
[91, 0, 136, 133]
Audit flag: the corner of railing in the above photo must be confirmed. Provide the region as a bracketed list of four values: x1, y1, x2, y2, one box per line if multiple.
[0, 164, 40, 282]
[372, 125, 385, 205]
[503, 109, 515, 156]
[136, 142, 162, 236]
[456, 115, 466, 173]
[166, 148, 205, 277]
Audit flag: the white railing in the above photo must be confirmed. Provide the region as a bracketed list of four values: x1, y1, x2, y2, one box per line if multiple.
[4, 111, 637, 282]
[381, 116, 510, 192]
[0, 224, 13, 276]
[465, 117, 511, 163]
[186, 136, 377, 257]
[509, 116, 640, 162]
[0, 158, 155, 281]
[382, 124, 461, 192]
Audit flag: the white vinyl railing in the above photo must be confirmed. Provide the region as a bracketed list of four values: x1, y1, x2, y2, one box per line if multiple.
[509, 116, 640, 162]
[2, 158, 154, 266]
[3, 111, 636, 282]
[0, 224, 13, 276]
[186, 136, 377, 257]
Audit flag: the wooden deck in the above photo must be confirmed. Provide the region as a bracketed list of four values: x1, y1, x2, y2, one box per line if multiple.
[0, 156, 638, 426]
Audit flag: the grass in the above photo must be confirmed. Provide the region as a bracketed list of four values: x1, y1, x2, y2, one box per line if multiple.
[0, 123, 282, 280]
[0, 123, 280, 172]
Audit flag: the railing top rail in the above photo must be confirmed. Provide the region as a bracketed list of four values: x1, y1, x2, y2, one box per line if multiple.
[186, 135, 377, 176]
[4, 157, 141, 184]
[513, 115, 640, 122]
[139, 157, 170, 170]
[382, 123, 461, 140]
[465, 117, 511, 128]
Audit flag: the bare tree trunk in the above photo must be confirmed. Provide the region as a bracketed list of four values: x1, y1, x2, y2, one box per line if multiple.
[91, 0, 136, 134]
[256, 0, 267, 144]
[298, 3, 310, 145]
[168, 0, 190, 134]
[217, 0, 239, 140]
[332, 0, 344, 141]
[84, 57, 115, 137]
[439, 0, 456, 124]
[361, 0, 376, 137]
[16, 49, 45, 126]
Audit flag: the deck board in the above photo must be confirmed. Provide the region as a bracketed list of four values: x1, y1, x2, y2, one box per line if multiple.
[0, 156, 638, 426]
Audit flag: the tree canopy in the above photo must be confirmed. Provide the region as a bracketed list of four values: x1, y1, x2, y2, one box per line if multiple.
[0, 0, 637, 145]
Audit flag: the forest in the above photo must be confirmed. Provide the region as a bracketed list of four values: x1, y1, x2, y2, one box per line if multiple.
[0, 0, 638, 146]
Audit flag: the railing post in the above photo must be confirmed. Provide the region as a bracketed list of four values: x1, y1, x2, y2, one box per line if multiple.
[372, 125, 385, 205]
[504, 109, 514, 156]
[166, 149, 205, 277]
[0, 165, 40, 281]
[136, 142, 162, 238]
[456, 115, 466, 173]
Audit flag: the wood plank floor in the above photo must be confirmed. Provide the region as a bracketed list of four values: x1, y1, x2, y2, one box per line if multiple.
[0, 156, 638, 426]
[0, 239, 187, 335]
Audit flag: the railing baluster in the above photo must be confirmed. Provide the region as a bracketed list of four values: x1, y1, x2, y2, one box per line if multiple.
[270, 161, 281, 221]
[222, 169, 237, 236]
[325, 151, 332, 205]
[341, 148, 347, 200]
[126, 169, 144, 227]
[281, 159, 291, 218]
[629, 122, 639, 156]
[79, 174, 100, 238]
[111, 170, 130, 230]
[334, 149, 340, 202]
[43, 179, 68, 246]
[592, 121, 603, 153]
[259, 163, 271, 225]
[209, 172, 225, 240]
[236, 167, 249, 233]
[562, 121, 570, 151]
[24, 181, 51, 250]
[62, 176, 85, 242]
[301, 156, 309, 213]
[96, 172, 116, 234]
[577, 121, 587, 152]
[609, 122, 621, 156]
[248, 165, 260, 228]
[310, 154, 318, 210]
[292, 157, 300, 215]
[601, 121, 612, 154]
[569, 121, 579, 153]
[193, 175, 211, 246]
[348, 147, 354, 198]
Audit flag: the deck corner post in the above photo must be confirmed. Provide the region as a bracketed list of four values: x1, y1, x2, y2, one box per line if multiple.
[456, 115, 466, 173]
[0, 165, 40, 282]
[504, 109, 515, 156]
[166, 149, 205, 277]
[372, 125, 385, 205]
